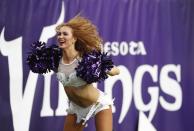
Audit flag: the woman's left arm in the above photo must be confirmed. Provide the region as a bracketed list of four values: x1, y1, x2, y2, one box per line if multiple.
[107, 66, 120, 76]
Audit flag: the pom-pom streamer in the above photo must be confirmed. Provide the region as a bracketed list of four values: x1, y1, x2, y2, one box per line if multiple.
[26, 41, 62, 74]
[75, 50, 114, 84]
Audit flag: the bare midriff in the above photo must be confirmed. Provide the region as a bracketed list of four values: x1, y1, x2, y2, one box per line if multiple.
[64, 84, 100, 108]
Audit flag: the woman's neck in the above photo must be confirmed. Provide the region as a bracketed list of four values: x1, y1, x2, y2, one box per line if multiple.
[62, 48, 79, 64]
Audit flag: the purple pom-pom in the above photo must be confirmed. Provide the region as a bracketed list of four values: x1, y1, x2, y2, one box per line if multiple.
[26, 41, 62, 74]
[75, 50, 114, 84]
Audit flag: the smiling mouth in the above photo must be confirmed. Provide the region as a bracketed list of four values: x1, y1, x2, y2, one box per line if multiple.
[59, 42, 66, 47]
[58, 40, 66, 44]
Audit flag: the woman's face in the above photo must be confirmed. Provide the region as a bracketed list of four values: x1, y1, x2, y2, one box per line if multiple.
[56, 26, 76, 49]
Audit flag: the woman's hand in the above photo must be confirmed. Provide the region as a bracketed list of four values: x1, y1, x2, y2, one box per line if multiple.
[107, 66, 120, 76]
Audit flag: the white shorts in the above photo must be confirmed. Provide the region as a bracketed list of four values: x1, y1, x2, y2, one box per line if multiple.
[66, 90, 114, 125]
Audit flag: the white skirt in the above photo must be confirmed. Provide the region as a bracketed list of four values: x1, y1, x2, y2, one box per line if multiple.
[66, 90, 114, 125]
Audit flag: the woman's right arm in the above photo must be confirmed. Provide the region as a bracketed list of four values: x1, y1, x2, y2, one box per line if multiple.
[107, 66, 120, 76]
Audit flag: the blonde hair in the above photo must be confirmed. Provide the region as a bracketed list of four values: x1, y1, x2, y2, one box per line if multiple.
[56, 15, 102, 54]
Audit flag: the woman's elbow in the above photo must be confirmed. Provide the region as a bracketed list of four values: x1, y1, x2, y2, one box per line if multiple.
[114, 68, 120, 75]
[108, 67, 120, 76]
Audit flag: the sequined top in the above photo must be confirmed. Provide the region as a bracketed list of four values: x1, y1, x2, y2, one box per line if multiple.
[56, 58, 87, 87]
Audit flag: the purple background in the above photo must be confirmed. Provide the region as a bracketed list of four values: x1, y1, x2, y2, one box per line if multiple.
[0, 0, 194, 131]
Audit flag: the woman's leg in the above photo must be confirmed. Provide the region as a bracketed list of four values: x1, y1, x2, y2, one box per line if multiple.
[64, 114, 85, 131]
[95, 107, 113, 131]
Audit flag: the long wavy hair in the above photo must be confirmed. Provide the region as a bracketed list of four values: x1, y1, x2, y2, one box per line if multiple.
[56, 15, 102, 55]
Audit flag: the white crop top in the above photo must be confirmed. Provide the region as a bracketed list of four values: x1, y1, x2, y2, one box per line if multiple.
[56, 58, 87, 88]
